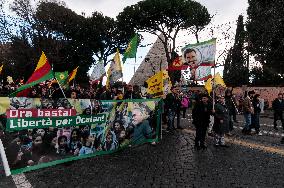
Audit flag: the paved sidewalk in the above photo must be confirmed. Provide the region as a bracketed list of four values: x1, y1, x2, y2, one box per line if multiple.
[1, 115, 284, 187]
[23, 130, 284, 187]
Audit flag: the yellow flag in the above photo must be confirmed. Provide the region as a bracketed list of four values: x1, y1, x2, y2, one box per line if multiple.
[146, 71, 164, 95]
[0, 64, 3, 74]
[0, 97, 10, 115]
[107, 49, 123, 88]
[68, 66, 79, 83]
[113, 49, 122, 71]
[204, 77, 213, 94]
[7, 76, 13, 84]
[214, 73, 226, 87]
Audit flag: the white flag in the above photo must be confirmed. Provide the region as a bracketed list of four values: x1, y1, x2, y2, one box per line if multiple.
[91, 60, 106, 80]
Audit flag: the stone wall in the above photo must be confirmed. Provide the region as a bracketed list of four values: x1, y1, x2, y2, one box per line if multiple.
[187, 86, 284, 108]
[231, 87, 284, 108]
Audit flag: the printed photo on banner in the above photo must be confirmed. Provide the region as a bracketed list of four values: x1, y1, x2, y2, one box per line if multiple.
[0, 97, 161, 174]
[181, 38, 216, 81]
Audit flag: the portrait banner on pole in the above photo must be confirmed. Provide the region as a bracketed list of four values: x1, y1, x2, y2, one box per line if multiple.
[181, 38, 216, 81]
[0, 97, 162, 175]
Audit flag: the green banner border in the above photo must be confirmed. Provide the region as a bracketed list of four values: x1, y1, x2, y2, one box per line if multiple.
[11, 138, 158, 175]
[2, 98, 162, 175]
[181, 38, 217, 52]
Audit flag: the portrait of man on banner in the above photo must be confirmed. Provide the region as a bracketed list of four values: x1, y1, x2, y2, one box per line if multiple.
[132, 107, 153, 143]
[182, 38, 216, 81]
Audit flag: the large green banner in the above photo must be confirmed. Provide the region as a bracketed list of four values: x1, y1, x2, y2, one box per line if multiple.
[0, 97, 162, 175]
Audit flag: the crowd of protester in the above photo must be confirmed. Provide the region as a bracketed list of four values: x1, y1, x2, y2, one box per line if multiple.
[0, 79, 283, 168]
[0, 80, 162, 170]
[163, 85, 284, 150]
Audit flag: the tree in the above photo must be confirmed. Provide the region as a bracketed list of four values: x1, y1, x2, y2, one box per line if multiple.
[87, 12, 135, 66]
[35, 1, 93, 83]
[247, 0, 284, 77]
[117, 0, 211, 82]
[36, 2, 135, 67]
[250, 66, 284, 86]
[1, 0, 134, 85]
[223, 15, 248, 86]
[0, 0, 77, 82]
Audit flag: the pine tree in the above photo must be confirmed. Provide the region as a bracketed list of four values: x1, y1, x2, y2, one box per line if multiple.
[223, 15, 248, 86]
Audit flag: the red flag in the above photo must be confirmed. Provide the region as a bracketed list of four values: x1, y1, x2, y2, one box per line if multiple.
[10, 52, 54, 97]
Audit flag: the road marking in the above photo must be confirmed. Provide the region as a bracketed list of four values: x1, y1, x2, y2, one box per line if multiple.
[12, 174, 32, 188]
[183, 117, 283, 137]
[182, 129, 284, 156]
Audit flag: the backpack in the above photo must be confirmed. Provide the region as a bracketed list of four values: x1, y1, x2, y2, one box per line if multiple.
[181, 96, 189, 108]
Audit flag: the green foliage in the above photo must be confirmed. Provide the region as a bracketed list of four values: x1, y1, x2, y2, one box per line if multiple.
[250, 66, 284, 86]
[117, 0, 211, 82]
[247, 0, 284, 75]
[0, 0, 135, 85]
[223, 15, 249, 86]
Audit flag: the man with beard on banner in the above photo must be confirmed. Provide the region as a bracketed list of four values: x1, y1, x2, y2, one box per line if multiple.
[131, 107, 154, 144]
[182, 38, 216, 82]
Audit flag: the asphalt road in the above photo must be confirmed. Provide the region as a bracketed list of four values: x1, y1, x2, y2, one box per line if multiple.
[1, 113, 284, 188]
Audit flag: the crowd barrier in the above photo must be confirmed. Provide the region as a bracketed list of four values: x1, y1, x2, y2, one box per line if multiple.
[0, 97, 162, 176]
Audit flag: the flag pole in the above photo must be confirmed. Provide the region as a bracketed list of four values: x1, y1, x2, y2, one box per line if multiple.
[55, 77, 67, 98]
[51, 64, 66, 98]
[212, 63, 216, 110]
[0, 139, 11, 176]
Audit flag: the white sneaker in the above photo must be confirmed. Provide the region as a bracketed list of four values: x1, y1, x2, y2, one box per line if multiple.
[258, 132, 263, 136]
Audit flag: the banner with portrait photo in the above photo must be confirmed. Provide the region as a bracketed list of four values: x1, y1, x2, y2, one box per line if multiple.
[181, 38, 216, 81]
[0, 97, 162, 175]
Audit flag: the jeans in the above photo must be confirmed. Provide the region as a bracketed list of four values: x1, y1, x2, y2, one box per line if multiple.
[195, 124, 208, 146]
[274, 111, 284, 128]
[229, 115, 234, 131]
[181, 107, 187, 118]
[243, 113, 251, 130]
[251, 113, 260, 131]
[167, 109, 176, 130]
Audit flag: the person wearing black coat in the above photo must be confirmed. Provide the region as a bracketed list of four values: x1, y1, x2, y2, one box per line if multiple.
[192, 94, 213, 149]
[213, 96, 230, 147]
[124, 85, 142, 99]
[251, 94, 262, 135]
[225, 91, 236, 133]
[272, 93, 284, 130]
[164, 86, 182, 131]
[51, 83, 65, 99]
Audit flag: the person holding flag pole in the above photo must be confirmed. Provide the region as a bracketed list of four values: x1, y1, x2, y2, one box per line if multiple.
[123, 33, 138, 90]
[68, 66, 79, 88]
[51, 65, 66, 98]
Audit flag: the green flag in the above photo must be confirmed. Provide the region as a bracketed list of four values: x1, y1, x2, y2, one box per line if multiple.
[55, 71, 68, 87]
[122, 33, 138, 63]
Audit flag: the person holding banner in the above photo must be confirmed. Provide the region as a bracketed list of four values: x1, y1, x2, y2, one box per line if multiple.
[124, 85, 142, 99]
[192, 94, 213, 150]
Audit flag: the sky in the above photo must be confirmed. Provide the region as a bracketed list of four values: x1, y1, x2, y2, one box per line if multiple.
[61, 0, 249, 83]
[5, 0, 249, 83]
